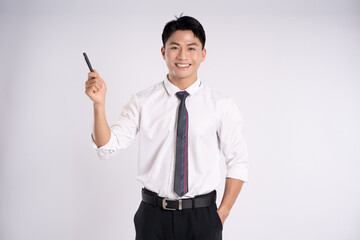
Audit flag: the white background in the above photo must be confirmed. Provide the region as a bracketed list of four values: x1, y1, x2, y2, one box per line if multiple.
[1, 0, 359, 239]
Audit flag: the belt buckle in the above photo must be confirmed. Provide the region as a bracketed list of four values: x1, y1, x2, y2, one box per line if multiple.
[162, 198, 182, 211]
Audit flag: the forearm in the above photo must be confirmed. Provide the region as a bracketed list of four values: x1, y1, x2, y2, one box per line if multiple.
[93, 103, 111, 148]
[218, 177, 244, 219]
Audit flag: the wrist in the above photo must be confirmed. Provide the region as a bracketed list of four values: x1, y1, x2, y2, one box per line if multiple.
[93, 102, 105, 108]
[218, 205, 231, 217]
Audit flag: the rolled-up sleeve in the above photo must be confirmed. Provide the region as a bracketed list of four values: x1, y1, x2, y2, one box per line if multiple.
[91, 94, 140, 160]
[217, 98, 249, 182]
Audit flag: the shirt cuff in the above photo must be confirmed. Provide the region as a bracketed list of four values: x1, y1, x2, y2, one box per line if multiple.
[226, 164, 249, 183]
[91, 132, 118, 160]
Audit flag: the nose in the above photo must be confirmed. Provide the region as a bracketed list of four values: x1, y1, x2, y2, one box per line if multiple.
[177, 48, 187, 60]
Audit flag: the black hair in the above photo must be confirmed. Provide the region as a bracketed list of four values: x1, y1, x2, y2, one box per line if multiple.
[162, 15, 206, 49]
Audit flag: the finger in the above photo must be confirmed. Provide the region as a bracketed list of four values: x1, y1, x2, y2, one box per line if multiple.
[85, 85, 95, 93]
[91, 83, 101, 91]
[86, 78, 99, 86]
[85, 88, 95, 97]
[85, 87, 95, 96]
[87, 77, 103, 87]
[90, 81, 101, 90]
[93, 69, 100, 78]
[88, 71, 98, 79]
[94, 70, 105, 83]
[99, 78, 104, 87]
[86, 84, 100, 92]
[86, 88, 98, 97]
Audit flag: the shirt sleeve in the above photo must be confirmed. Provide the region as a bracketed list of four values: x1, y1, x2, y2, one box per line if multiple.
[91, 94, 140, 160]
[217, 98, 249, 182]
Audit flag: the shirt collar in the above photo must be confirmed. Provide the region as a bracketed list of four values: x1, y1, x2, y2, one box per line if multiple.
[163, 75, 202, 96]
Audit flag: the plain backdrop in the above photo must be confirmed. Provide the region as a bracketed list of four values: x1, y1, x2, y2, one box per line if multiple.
[0, 0, 359, 239]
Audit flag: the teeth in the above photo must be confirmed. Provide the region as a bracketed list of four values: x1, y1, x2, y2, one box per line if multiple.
[176, 64, 190, 67]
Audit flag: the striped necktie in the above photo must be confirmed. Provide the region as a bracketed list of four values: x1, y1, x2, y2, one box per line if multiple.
[174, 91, 190, 197]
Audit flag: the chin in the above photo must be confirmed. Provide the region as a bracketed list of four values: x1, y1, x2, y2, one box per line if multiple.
[173, 72, 194, 79]
[173, 75, 191, 81]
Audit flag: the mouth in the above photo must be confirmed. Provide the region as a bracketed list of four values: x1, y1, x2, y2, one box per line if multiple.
[175, 63, 191, 69]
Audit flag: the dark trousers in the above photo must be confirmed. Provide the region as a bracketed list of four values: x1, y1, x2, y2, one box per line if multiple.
[134, 189, 223, 240]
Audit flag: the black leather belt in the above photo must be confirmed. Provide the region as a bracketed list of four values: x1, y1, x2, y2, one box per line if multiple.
[141, 188, 216, 211]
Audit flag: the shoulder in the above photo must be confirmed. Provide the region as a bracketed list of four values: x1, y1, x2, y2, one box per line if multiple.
[200, 82, 242, 118]
[200, 82, 234, 106]
[134, 81, 164, 98]
[122, 81, 164, 108]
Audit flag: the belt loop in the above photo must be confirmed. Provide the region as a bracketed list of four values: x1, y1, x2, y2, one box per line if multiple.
[192, 198, 195, 209]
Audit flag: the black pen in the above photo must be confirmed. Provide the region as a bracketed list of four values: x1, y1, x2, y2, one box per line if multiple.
[83, 52, 94, 72]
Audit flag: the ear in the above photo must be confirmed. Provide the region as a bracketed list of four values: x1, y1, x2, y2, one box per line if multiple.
[201, 48, 207, 62]
[161, 46, 165, 60]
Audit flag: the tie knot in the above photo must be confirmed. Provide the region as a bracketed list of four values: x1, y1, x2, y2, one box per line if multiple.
[176, 91, 189, 100]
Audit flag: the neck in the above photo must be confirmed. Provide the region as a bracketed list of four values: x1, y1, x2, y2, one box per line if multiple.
[167, 74, 197, 90]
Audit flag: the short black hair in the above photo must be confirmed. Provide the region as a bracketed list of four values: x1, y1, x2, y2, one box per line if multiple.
[162, 15, 206, 49]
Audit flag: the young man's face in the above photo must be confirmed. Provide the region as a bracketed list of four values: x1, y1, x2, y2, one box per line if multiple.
[161, 30, 206, 83]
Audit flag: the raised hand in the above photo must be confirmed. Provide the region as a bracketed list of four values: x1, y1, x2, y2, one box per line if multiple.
[85, 69, 107, 105]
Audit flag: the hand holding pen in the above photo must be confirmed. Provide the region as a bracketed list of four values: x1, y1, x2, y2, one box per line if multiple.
[83, 53, 107, 105]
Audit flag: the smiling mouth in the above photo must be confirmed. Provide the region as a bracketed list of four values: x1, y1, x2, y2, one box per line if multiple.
[175, 63, 191, 68]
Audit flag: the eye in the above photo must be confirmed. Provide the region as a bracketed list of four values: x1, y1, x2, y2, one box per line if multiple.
[171, 46, 178, 50]
[189, 48, 196, 51]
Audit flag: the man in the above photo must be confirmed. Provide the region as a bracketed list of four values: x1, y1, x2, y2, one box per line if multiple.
[85, 16, 248, 240]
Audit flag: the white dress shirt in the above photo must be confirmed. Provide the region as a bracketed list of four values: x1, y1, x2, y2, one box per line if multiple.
[91, 77, 249, 199]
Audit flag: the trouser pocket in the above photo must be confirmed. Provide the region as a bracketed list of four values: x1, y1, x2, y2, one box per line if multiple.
[212, 203, 223, 231]
[133, 201, 144, 226]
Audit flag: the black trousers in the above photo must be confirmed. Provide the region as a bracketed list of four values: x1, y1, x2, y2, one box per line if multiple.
[134, 189, 223, 240]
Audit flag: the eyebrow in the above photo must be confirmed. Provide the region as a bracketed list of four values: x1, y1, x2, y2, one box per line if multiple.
[168, 42, 199, 47]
